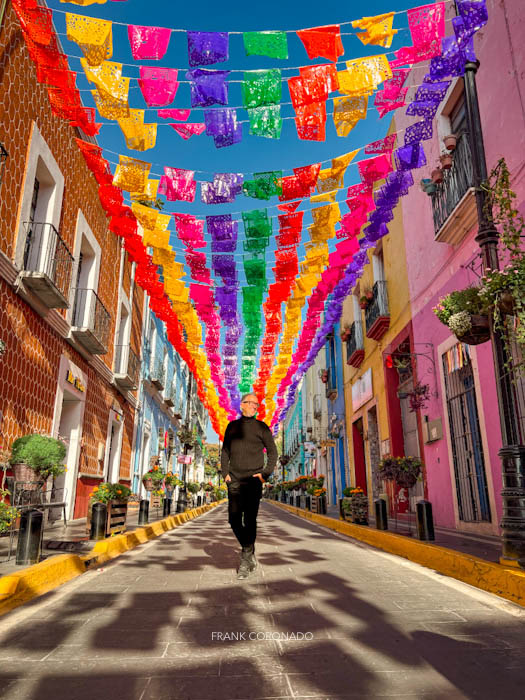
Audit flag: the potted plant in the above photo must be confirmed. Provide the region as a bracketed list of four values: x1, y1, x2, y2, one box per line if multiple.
[142, 465, 164, 491]
[408, 382, 431, 412]
[340, 324, 351, 342]
[433, 287, 490, 345]
[89, 482, 133, 536]
[378, 456, 422, 489]
[443, 134, 457, 151]
[177, 426, 196, 449]
[342, 487, 368, 525]
[431, 167, 444, 184]
[420, 178, 437, 195]
[9, 434, 66, 488]
[164, 472, 182, 494]
[439, 152, 453, 169]
[0, 489, 19, 535]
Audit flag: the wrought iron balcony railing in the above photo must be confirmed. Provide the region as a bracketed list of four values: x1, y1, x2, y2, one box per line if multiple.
[431, 132, 475, 237]
[20, 222, 74, 308]
[71, 288, 111, 354]
[346, 319, 365, 368]
[365, 280, 390, 341]
[113, 344, 140, 391]
[150, 359, 165, 391]
[164, 383, 176, 407]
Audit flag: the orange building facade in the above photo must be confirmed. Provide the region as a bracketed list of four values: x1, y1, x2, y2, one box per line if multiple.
[0, 3, 144, 518]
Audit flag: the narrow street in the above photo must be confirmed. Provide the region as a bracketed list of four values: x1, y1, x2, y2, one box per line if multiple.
[1, 505, 524, 700]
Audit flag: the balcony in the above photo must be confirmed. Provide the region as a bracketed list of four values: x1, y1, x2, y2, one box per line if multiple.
[431, 132, 477, 244]
[324, 369, 338, 401]
[71, 288, 111, 355]
[18, 222, 74, 309]
[346, 320, 365, 368]
[164, 383, 176, 408]
[365, 280, 390, 341]
[150, 359, 165, 391]
[313, 394, 322, 420]
[113, 344, 140, 391]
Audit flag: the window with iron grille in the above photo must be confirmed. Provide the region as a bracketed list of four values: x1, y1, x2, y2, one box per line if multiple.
[442, 345, 491, 522]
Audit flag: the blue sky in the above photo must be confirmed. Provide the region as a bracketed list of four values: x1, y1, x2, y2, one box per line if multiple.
[46, 0, 434, 441]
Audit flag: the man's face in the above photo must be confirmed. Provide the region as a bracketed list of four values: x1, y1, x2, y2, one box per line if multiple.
[240, 395, 259, 417]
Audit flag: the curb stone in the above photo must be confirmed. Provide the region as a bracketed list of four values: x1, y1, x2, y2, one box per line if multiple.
[0, 501, 225, 616]
[266, 500, 525, 607]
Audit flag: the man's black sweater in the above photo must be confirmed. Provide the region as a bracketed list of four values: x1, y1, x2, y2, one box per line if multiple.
[220, 416, 278, 482]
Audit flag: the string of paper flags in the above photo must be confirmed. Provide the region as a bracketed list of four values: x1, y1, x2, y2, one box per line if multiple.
[13, 0, 489, 435]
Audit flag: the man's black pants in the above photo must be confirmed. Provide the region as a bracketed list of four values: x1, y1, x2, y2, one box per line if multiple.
[227, 477, 262, 548]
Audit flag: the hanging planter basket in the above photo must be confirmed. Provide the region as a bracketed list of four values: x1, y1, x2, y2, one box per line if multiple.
[142, 477, 155, 492]
[455, 314, 491, 345]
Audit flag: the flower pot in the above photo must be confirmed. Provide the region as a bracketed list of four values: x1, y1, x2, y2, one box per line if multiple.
[455, 314, 491, 345]
[422, 182, 437, 195]
[142, 477, 155, 491]
[12, 463, 44, 489]
[359, 301, 368, 310]
[443, 134, 457, 151]
[431, 168, 444, 184]
[341, 330, 350, 341]
[439, 153, 453, 169]
[498, 291, 515, 316]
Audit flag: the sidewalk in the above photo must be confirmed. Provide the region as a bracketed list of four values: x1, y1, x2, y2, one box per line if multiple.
[0, 500, 206, 577]
[322, 503, 502, 564]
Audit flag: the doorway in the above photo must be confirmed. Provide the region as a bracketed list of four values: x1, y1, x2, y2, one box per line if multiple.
[367, 407, 381, 499]
[352, 418, 367, 492]
[54, 389, 82, 521]
[105, 415, 123, 483]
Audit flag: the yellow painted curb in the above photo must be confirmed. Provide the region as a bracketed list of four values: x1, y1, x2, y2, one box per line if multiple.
[0, 500, 226, 617]
[267, 500, 525, 608]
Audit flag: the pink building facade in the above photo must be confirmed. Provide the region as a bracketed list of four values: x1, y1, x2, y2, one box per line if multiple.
[396, 0, 525, 535]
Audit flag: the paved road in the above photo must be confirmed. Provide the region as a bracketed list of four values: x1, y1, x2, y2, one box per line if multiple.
[1, 502, 524, 699]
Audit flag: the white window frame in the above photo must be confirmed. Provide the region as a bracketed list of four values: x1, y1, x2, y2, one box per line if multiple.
[67, 210, 102, 327]
[15, 124, 64, 270]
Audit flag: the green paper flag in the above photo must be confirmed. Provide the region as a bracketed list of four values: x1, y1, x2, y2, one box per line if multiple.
[243, 170, 283, 200]
[242, 70, 282, 108]
[247, 106, 282, 139]
[243, 31, 288, 59]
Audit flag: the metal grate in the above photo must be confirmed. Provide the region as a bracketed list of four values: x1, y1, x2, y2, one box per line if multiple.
[442, 349, 491, 522]
[346, 319, 364, 358]
[431, 132, 474, 235]
[365, 280, 389, 333]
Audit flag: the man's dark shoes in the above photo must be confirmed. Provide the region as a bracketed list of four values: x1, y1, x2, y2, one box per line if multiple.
[237, 545, 257, 579]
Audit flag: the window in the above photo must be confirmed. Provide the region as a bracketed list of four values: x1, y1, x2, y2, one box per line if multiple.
[450, 90, 467, 136]
[16, 127, 64, 271]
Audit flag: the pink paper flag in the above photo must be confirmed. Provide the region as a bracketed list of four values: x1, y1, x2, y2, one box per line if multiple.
[158, 108, 191, 121]
[138, 67, 178, 107]
[170, 123, 206, 140]
[128, 25, 171, 60]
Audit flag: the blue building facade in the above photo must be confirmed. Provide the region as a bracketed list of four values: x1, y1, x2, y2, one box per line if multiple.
[325, 331, 348, 504]
[283, 382, 304, 482]
[132, 302, 187, 495]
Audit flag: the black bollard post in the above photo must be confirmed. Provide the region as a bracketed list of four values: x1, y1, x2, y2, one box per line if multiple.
[416, 500, 435, 541]
[90, 502, 107, 541]
[138, 499, 149, 525]
[374, 498, 388, 530]
[16, 508, 43, 565]
[163, 498, 171, 517]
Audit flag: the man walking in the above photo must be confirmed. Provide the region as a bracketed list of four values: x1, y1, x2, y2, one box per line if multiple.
[221, 393, 278, 579]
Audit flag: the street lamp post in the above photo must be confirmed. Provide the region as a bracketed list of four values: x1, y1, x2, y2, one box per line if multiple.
[463, 59, 525, 565]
